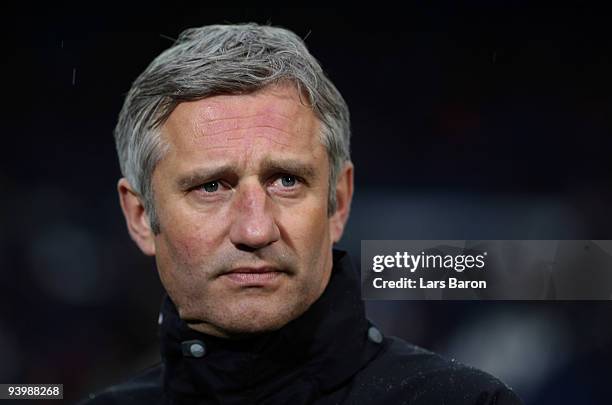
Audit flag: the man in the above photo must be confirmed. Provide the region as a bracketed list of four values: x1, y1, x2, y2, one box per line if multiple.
[80, 23, 522, 404]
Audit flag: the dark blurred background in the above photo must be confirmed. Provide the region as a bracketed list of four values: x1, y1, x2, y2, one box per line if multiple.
[2, 5, 611, 404]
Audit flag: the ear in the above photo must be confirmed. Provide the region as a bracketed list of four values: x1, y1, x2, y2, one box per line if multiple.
[117, 178, 156, 256]
[330, 162, 354, 243]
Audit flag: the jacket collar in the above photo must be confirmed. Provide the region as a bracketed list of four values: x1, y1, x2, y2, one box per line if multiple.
[158, 250, 383, 404]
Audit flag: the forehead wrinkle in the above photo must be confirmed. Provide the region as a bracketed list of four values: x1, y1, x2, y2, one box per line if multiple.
[161, 86, 320, 157]
[190, 129, 295, 151]
[225, 131, 293, 145]
[198, 112, 294, 123]
[251, 135, 291, 148]
[202, 124, 297, 138]
[193, 113, 300, 139]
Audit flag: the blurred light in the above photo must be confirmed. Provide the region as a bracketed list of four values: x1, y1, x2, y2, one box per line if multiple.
[443, 312, 569, 399]
[28, 223, 103, 304]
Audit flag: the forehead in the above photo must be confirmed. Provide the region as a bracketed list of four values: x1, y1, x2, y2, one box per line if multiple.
[160, 84, 320, 154]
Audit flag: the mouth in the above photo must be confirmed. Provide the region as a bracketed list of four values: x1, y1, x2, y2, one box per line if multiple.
[220, 267, 286, 286]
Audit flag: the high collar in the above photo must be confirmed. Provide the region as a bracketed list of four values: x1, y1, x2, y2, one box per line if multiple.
[158, 250, 383, 405]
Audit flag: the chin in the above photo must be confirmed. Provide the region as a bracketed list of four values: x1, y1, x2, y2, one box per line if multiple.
[178, 284, 322, 337]
[224, 320, 285, 336]
[217, 299, 310, 336]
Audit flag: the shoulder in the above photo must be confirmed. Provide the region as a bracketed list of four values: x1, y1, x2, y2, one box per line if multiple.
[347, 336, 523, 405]
[76, 363, 164, 405]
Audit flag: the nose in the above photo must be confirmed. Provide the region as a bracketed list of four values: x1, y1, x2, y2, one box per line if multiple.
[229, 181, 280, 251]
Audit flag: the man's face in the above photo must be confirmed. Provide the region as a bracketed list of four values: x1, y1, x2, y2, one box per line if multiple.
[132, 83, 351, 337]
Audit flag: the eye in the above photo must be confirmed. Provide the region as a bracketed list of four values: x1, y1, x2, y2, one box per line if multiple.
[201, 181, 219, 192]
[280, 175, 297, 187]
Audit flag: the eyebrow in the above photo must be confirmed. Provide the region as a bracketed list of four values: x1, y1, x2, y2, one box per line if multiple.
[260, 158, 317, 181]
[175, 158, 318, 190]
[176, 165, 236, 190]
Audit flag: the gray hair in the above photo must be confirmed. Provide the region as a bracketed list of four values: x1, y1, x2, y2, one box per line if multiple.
[115, 23, 351, 234]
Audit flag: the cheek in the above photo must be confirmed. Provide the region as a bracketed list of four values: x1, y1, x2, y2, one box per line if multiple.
[283, 204, 331, 256]
[158, 219, 221, 268]
[155, 195, 228, 262]
[154, 225, 220, 307]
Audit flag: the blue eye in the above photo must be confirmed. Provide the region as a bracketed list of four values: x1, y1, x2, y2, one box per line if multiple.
[281, 175, 296, 187]
[202, 181, 219, 192]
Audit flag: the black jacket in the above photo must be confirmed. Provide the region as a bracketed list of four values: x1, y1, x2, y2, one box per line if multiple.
[79, 250, 523, 404]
